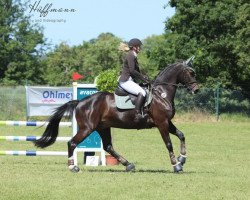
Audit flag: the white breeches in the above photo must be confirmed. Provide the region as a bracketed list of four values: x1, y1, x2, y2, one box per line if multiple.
[119, 77, 146, 97]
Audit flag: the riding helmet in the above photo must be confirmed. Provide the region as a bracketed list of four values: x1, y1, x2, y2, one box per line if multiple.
[128, 38, 142, 48]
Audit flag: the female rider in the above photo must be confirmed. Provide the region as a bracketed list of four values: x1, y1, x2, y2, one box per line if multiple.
[118, 38, 150, 120]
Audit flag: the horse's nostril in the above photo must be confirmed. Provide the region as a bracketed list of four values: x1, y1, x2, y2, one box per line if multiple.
[194, 89, 199, 94]
[191, 84, 199, 94]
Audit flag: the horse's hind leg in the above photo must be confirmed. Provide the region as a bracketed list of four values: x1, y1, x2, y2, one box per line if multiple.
[98, 128, 135, 172]
[168, 120, 187, 165]
[68, 128, 91, 172]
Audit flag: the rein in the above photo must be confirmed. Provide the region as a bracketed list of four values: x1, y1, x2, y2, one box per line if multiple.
[151, 88, 173, 110]
[153, 82, 183, 88]
[152, 65, 197, 91]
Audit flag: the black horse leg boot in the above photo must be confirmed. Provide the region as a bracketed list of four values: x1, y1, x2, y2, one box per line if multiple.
[135, 93, 146, 121]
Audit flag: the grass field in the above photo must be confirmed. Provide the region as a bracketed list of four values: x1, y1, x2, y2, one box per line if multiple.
[0, 120, 249, 200]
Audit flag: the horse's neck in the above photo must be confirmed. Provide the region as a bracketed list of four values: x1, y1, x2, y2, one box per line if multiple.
[154, 64, 183, 101]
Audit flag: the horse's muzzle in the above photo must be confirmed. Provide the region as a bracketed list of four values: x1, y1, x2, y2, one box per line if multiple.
[189, 83, 199, 94]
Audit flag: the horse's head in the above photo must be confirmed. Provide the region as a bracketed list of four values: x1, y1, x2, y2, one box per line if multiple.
[178, 61, 199, 94]
[154, 57, 199, 94]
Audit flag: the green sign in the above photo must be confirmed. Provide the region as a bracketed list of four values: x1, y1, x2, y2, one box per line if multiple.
[76, 87, 102, 148]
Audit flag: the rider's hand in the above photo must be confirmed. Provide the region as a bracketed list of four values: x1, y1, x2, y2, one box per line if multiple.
[143, 76, 150, 83]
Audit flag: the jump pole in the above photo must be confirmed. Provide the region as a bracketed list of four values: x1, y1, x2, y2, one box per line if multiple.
[0, 151, 67, 156]
[0, 136, 71, 141]
[0, 121, 71, 127]
[0, 136, 70, 156]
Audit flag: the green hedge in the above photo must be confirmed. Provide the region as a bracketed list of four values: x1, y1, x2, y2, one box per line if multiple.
[96, 69, 119, 93]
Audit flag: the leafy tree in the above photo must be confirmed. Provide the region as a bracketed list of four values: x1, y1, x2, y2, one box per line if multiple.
[82, 33, 123, 74]
[139, 34, 179, 79]
[42, 33, 124, 85]
[233, 1, 250, 96]
[165, 0, 250, 97]
[42, 43, 80, 86]
[0, 0, 46, 85]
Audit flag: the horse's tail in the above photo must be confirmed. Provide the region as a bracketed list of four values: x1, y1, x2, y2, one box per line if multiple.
[33, 100, 79, 148]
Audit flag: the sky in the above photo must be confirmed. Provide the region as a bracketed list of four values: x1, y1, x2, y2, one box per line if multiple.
[26, 0, 175, 47]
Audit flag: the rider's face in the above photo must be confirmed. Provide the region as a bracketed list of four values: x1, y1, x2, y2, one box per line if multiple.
[134, 46, 141, 54]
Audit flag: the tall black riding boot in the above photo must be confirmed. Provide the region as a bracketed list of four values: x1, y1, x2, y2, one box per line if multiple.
[135, 93, 146, 121]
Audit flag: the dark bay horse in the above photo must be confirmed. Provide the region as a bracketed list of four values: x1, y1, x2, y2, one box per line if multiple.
[34, 59, 199, 173]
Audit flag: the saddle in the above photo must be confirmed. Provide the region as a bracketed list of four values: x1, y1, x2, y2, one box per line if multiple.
[114, 85, 153, 110]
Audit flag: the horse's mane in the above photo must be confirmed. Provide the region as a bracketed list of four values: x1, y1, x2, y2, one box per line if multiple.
[155, 60, 184, 80]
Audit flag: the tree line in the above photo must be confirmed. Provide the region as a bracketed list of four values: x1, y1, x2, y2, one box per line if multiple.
[0, 0, 249, 98]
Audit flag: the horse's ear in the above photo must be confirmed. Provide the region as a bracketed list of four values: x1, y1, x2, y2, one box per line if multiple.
[185, 55, 195, 67]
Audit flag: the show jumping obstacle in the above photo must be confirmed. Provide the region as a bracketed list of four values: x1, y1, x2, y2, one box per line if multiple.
[0, 121, 71, 127]
[0, 121, 71, 157]
[0, 136, 71, 142]
[0, 135, 71, 156]
[0, 84, 106, 167]
[0, 150, 67, 156]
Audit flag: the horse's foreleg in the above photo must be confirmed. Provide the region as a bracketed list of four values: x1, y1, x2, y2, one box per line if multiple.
[158, 122, 182, 173]
[168, 120, 187, 165]
[106, 145, 135, 172]
[98, 128, 135, 172]
[67, 128, 91, 173]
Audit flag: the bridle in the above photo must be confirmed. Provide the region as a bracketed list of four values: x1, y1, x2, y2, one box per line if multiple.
[181, 65, 198, 93]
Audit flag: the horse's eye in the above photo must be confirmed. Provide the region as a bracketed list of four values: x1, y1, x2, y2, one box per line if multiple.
[190, 71, 195, 77]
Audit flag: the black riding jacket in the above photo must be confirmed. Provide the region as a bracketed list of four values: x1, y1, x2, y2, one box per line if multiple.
[119, 50, 149, 83]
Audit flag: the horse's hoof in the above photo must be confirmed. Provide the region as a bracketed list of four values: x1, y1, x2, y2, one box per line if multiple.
[173, 162, 183, 173]
[69, 165, 81, 173]
[177, 154, 187, 166]
[126, 163, 135, 172]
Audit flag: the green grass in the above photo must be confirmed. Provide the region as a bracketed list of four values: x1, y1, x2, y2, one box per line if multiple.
[0, 121, 250, 200]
